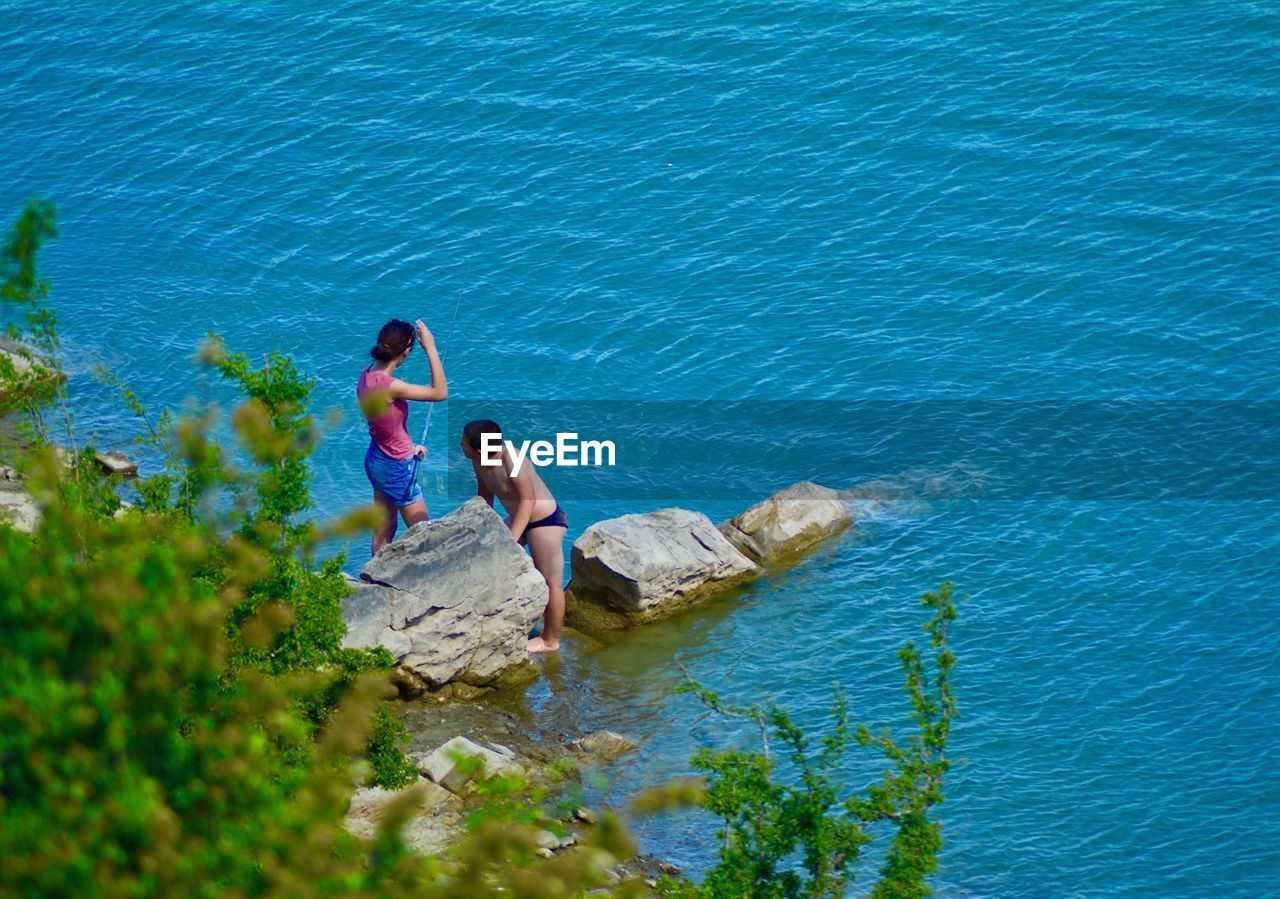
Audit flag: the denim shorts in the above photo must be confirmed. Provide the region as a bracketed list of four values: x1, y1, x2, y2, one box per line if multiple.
[364, 442, 423, 507]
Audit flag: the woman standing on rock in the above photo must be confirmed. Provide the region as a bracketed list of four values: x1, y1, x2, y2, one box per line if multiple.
[358, 318, 447, 555]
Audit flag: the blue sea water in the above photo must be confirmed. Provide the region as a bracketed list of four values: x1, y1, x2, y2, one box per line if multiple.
[2, 2, 1278, 894]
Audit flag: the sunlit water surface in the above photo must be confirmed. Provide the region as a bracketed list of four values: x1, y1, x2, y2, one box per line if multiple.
[2, 2, 1277, 894]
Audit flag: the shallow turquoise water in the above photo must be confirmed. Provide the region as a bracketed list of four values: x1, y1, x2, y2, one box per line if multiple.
[3, 2, 1278, 894]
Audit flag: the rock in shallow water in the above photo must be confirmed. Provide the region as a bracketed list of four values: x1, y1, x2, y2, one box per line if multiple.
[341, 498, 546, 687]
[93, 450, 139, 478]
[719, 481, 852, 565]
[414, 735, 522, 793]
[572, 730, 639, 763]
[564, 507, 760, 634]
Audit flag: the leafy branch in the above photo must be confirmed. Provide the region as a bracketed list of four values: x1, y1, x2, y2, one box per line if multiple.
[662, 583, 960, 899]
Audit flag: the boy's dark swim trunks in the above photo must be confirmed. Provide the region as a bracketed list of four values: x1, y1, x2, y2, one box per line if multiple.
[526, 505, 568, 531]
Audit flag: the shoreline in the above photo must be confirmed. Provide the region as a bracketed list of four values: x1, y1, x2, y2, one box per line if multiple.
[358, 673, 681, 887]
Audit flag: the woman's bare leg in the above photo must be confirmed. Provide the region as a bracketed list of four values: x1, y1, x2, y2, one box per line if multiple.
[372, 490, 397, 556]
[400, 498, 428, 529]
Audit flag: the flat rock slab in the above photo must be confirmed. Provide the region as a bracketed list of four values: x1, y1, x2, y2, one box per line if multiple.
[342, 498, 546, 687]
[565, 507, 760, 634]
[94, 450, 139, 477]
[720, 481, 852, 565]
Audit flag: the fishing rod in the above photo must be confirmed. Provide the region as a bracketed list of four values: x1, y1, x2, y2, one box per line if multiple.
[410, 261, 470, 483]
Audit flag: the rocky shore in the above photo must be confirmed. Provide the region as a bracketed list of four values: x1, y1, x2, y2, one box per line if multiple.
[347, 707, 640, 862]
[338, 478, 874, 869]
[352, 717, 664, 887]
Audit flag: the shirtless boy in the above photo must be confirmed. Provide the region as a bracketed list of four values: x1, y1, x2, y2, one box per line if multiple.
[460, 419, 567, 653]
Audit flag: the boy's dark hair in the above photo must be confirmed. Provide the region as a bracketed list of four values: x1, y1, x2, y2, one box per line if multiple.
[371, 319, 414, 361]
[463, 419, 502, 452]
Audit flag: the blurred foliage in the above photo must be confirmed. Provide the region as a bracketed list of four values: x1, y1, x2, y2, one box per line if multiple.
[0, 201, 959, 897]
[1, 455, 387, 895]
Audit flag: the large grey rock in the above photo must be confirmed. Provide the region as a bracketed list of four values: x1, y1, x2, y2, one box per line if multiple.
[565, 508, 759, 633]
[342, 498, 547, 687]
[0, 478, 38, 533]
[719, 481, 852, 565]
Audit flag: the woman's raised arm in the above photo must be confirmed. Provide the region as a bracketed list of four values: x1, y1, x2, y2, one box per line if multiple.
[388, 319, 447, 401]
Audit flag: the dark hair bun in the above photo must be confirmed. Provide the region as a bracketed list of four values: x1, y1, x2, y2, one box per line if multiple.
[370, 320, 414, 361]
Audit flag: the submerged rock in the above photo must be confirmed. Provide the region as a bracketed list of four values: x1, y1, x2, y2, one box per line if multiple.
[564, 508, 760, 634]
[341, 498, 546, 688]
[719, 481, 852, 565]
[572, 730, 639, 763]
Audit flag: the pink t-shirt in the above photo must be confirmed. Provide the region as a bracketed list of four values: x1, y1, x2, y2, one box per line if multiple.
[357, 366, 415, 460]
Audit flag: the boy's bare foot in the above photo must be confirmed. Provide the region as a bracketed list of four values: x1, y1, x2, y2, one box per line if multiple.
[526, 636, 560, 653]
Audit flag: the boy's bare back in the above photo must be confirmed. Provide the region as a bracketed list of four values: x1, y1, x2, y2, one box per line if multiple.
[460, 421, 567, 653]
[472, 447, 558, 526]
